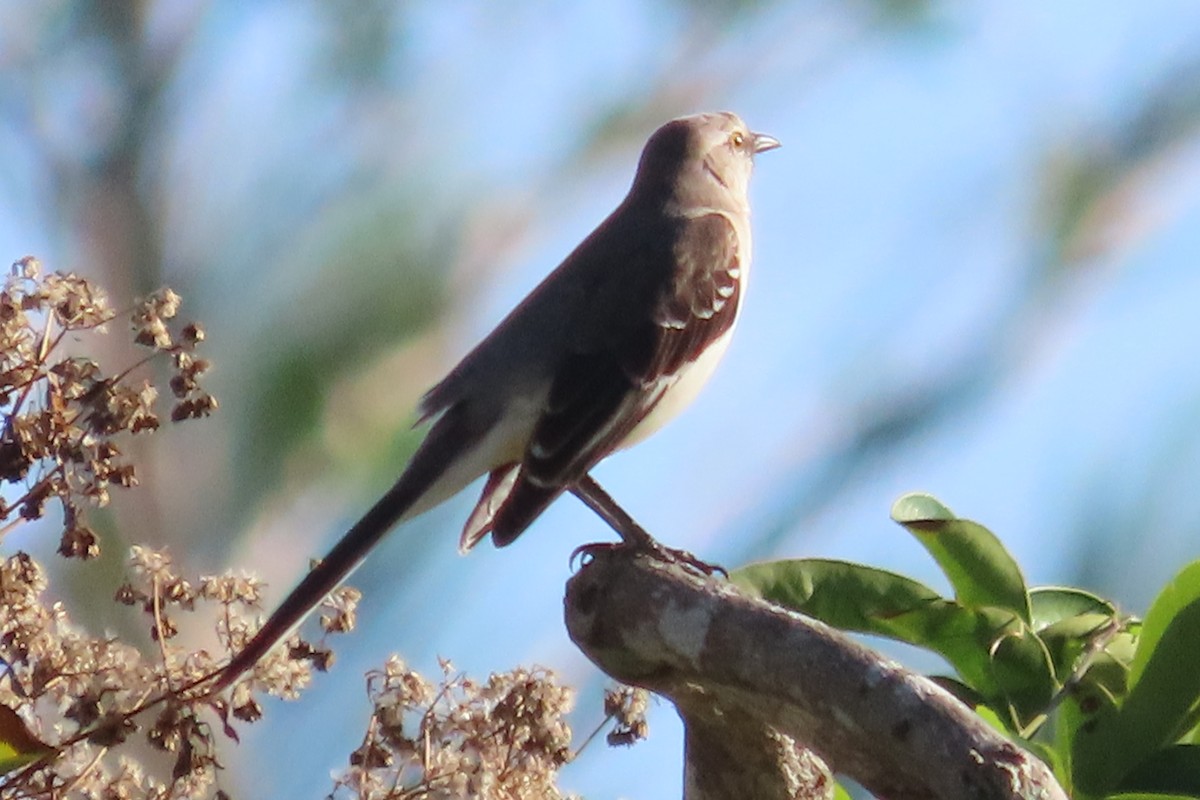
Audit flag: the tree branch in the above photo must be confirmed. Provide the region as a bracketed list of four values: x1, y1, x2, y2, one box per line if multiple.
[564, 548, 1068, 800]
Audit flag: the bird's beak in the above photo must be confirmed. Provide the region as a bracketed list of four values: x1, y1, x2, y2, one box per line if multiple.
[752, 132, 781, 154]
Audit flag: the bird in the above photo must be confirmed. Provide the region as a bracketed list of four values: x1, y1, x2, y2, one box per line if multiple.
[213, 111, 779, 690]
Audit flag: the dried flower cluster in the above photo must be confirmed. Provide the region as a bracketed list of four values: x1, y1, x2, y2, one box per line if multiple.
[0, 259, 646, 799]
[0, 257, 215, 559]
[334, 657, 578, 800]
[2, 549, 223, 797]
[2, 541, 616, 800]
[0, 542, 371, 797]
[602, 685, 650, 747]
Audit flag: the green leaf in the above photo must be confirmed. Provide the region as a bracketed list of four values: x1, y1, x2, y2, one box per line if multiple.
[1031, 586, 1118, 631]
[1038, 612, 1119, 683]
[989, 625, 1058, 727]
[1179, 705, 1200, 745]
[971, 697, 1012, 736]
[1074, 599, 1200, 794]
[732, 559, 1019, 697]
[0, 705, 53, 775]
[1077, 650, 1133, 699]
[1118, 745, 1200, 795]
[891, 493, 1031, 623]
[1057, 687, 1121, 795]
[1132, 562, 1200, 689]
[927, 675, 987, 709]
[731, 559, 943, 631]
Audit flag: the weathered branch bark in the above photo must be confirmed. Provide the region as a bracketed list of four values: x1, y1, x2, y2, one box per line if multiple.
[564, 548, 1068, 800]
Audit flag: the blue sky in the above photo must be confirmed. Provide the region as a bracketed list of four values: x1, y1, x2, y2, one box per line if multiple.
[4, 2, 1200, 797]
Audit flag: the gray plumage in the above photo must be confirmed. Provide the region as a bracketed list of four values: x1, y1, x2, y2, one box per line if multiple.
[214, 111, 779, 690]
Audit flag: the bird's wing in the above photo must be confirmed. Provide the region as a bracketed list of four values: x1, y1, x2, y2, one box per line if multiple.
[475, 210, 743, 546]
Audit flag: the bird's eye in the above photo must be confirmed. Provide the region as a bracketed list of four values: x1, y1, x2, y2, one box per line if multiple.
[730, 131, 746, 148]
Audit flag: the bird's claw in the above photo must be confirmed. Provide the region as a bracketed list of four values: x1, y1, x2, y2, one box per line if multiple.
[569, 539, 726, 577]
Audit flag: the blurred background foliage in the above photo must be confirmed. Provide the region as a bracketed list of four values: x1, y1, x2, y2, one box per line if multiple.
[3, 1, 1200, 797]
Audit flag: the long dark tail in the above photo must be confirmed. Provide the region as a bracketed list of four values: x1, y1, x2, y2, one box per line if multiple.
[212, 405, 481, 691]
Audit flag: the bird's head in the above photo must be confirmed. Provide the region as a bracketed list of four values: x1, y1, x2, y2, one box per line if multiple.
[633, 111, 780, 209]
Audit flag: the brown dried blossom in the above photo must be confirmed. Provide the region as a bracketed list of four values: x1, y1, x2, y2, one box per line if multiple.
[332, 657, 579, 800]
[2, 541, 598, 799]
[0, 260, 610, 800]
[320, 586, 362, 635]
[603, 685, 650, 747]
[0, 259, 215, 559]
[0, 546, 318, 799]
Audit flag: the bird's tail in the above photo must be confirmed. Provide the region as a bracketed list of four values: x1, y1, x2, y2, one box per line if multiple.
[211, 404, 486, 692]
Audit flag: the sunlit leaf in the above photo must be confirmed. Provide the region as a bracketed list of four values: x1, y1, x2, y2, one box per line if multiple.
[1131, 562, 1200, 689]
[1074, 599, 1200, 794]
[1030, 586, 1117, 631]
[732, 558, 943, 630]
[733, 559, 1020, 697]
[891, 493, 1031, 622]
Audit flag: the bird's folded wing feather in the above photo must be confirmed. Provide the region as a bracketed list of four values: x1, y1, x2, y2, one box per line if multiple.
[537, 210, 741, 478]
[481, 210, 743, 543]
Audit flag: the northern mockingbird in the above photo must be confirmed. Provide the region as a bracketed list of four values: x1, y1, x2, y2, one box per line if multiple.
[215, 111, 779, 689]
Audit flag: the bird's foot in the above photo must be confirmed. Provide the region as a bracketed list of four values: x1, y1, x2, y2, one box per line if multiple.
[569, 474, 725, 576]
[570, 538, 726, 578]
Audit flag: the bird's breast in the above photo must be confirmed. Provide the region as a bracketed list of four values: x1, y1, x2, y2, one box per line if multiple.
[619, 320, 738, 451]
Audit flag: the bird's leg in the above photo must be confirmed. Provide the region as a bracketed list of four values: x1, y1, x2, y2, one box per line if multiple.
[570, 473, 655, 547]
[570, 474, 725, 576]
